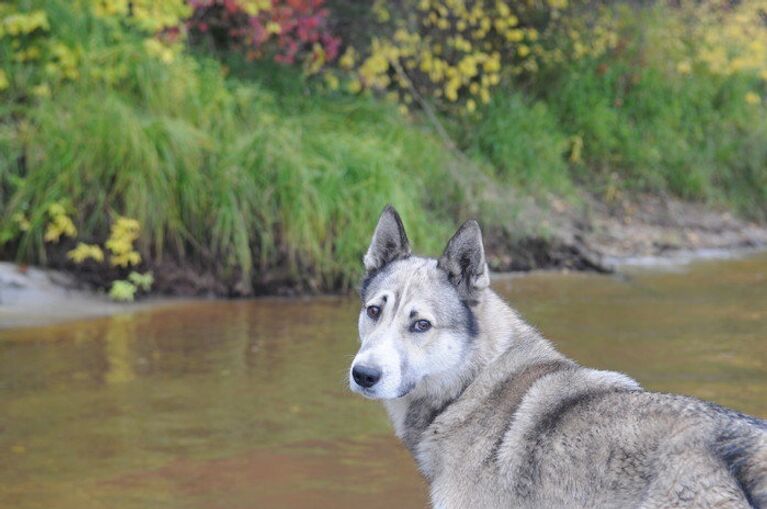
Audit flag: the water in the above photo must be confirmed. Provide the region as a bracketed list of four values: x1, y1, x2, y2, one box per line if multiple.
[1, 253, 766, 508]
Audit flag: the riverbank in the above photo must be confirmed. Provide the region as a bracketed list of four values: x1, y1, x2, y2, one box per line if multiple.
[3, 1, 767, 305]
[3, 196, 766, 329]
[495, 193, 767, 273]
[93, 193, 767, 296]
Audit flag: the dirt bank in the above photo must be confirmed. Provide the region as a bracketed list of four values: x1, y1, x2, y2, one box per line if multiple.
[485, 193, 767, 273]
[2, 195, 767, 314]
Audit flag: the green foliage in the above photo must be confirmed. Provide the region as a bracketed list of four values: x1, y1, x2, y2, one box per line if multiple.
[467, 93, 571, 193]
[530, 4, 767, 219]
[0, 0, 187, 111]
[4, 82, 459, 290]
[1, 17, 467, 291]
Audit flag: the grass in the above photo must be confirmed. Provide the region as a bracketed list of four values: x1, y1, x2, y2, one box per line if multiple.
[466, 93, 572, 194]
[534, 59, 767, 214]
[2, 48, 477, 292]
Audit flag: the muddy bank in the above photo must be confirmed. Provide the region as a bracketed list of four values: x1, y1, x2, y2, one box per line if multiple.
[2, 195, 767, 308]
[144, 194, 767, 291]
[487, 193, 767, 273]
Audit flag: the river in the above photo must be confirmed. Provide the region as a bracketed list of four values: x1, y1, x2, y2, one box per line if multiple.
[1, 253, 766, 508]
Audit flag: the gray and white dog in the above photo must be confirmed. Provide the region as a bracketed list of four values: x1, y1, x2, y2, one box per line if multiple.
[349, 205, 767, 509]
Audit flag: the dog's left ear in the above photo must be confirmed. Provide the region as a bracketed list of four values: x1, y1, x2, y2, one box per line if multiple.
[364, 205, 412, 273]
[438, 219, 490, 300]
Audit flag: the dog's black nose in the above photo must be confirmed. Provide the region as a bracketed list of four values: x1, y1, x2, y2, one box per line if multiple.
[352, 365, 382, 388]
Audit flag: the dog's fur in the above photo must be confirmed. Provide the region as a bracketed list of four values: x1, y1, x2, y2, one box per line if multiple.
[349, 206, 767, 509]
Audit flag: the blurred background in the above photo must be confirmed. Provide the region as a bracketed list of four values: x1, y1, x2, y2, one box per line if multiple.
[0, 1, 766, 508]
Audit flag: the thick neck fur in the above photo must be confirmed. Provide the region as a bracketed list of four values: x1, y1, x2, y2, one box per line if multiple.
[383, 287, 564, 456]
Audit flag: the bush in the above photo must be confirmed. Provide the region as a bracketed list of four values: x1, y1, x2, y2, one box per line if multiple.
[0, 0, 471, 293]
[326, 0, 576, 114]
[0, 0, 189, 110]
[2, 0, 511, 294]
[187, 0, 340, 70]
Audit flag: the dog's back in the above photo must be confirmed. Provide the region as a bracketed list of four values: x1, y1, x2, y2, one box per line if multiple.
[419, 351, 767, 508]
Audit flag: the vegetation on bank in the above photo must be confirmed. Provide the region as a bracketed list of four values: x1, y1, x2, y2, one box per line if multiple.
[1, 0, 766, 296]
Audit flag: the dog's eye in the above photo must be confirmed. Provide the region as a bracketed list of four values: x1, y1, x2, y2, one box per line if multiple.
[366, 305, 381, 320]
[411, 319, 432, 333]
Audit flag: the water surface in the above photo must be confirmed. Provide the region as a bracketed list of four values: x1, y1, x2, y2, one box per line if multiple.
[1, 253, 766, 508]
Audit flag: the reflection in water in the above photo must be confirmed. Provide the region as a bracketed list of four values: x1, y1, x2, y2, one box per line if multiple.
[105, 315, 137, 385]
[0, 253, 766, 508]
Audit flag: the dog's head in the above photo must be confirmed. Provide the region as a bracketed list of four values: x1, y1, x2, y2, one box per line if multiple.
[349, 205, 489, 400]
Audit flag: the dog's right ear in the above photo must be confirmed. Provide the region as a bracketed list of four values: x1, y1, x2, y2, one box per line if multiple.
[363, 205, 411, 273]
[437, 219, 490, 300]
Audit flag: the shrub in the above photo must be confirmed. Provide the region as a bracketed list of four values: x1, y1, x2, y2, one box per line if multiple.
[0, 16, 470, 293]
[325, 0, 577, 114]
[0, 0, 188, 109]
[187, 0, 341, 70]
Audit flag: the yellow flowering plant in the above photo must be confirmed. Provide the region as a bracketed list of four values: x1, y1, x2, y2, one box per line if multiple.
[43, 202, 77, 243]
[62, 216, 153, 301]
[106, 217, 142, 268]
[551, 1, 767, 86]
[0, 0, 188, 101]
[329, 0, 574, 114]
[108, 272, 154, 302]
[67, 243, 105, 263]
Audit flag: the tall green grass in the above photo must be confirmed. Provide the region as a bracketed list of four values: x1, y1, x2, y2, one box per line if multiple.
[2, 51, 479, 291]
[535, 59, 767, 212]
[0, 15, 492, 293]
[466, 93, 571, 194]
[1, 3, 526, 293]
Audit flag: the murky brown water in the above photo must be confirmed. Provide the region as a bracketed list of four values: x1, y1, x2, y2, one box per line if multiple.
[1, 253, 766, 508]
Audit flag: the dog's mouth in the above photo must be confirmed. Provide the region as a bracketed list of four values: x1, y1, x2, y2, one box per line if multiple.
[349, 379, 416, 400]
[355, 386, 380, 399]
[348, 382, 380, 400]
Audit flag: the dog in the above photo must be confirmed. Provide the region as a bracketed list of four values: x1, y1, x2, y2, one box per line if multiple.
[349, 205, 767, 508]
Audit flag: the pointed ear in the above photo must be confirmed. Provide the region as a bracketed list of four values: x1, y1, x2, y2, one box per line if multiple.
[437, 219, 490, 300]
[363, 205, 411, 272]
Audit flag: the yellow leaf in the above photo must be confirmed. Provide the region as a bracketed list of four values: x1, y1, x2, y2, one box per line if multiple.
[266, 22, 281, 35]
